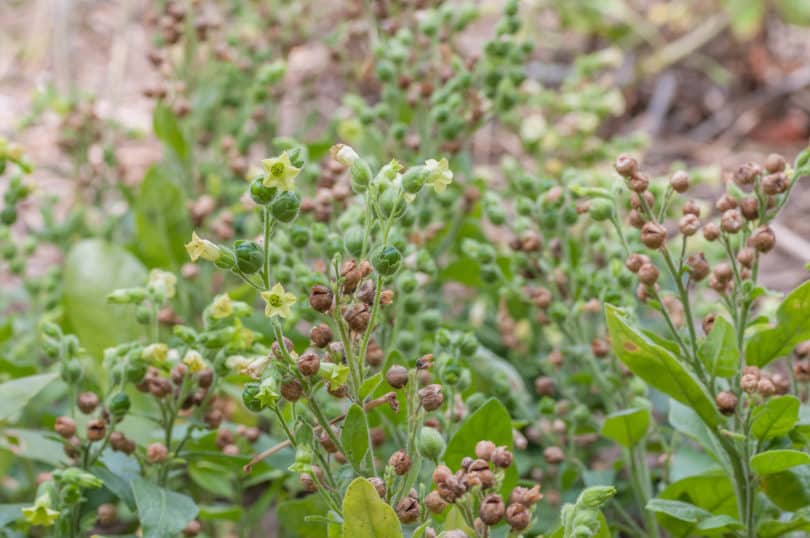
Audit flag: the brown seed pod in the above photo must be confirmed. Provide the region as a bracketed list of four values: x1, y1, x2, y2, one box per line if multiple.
[748, 226, 776, 253]
[368, 476, 386, 498]
[670, 170, 689, 193]
[682, 199, 701, 216]
[543, 446, 565, 464]
[395, 495, 420, 524]
[475, 440, 496, 461]
[591, 338, 609, 358]
[625, 253, 648, 273]
[720, 210, 743, 234]
[628, 209, 645, 229]
[55, 416, 77, 439]
[280, 379, 303, 402]
[534, 376, 555, 397]
[757, 377, 776, 397]
[679, 214, 700, 236]
[77, 392, 100, 414]
[762, 172, 788, 195]
[637, 263, 659, 286]
[366, 339, 384, 366]
[87, 419, 106, 442]
[739, 198, 759, 220]
[310, 324, 333, 348]
[492, 446, 513, 468]
[737, 247, 756, 268]
[703, 222, 721, 241]
[308, 285, 334, 313]
[425, 490, 447, 513]
[686, 253, 710, 281]
[215, 428, 233, 449]
[741, 374, 759, 393]
[344, 303, 371, 332]
[297, 350, 321, 376]
[182, 519, 202, 537]
[716, 194, 738, 212]
[197, 369, 213, 389]
[628, 173, 650, 193]
[764, 153, 786, 173]
[715, 391, 737, 415]
[506, 503, 530, 531]
[96, 503, 117, 526]
[386, 365, 409, 389]
[419, 384, 444, 411]
[479, 494, 506, 525]
[389, 449, 412, 475]
[641, 222, 667, 249]
[510, 485, 543, 507]
[147, 442, 169, 463]
[733, 162, 760, 186]
[614, 154, 638, 177]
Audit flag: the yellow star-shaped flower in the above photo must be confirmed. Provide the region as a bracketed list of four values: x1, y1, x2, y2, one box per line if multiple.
[183, 350, 206, 373]
[425, 158, 453, 193]
[210, 294, 233, 319]
[261, 283, 296, 318]
[149, 269, 177, 299]
[22, 496, 60, 527]
[185, 232, 220, 262]
[261, 151, 301, 192]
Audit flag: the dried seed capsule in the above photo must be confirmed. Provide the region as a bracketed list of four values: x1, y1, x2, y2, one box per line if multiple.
[198, 369, 213, 389]
[720, 209, 743, 234]
[794, 360, 810, 382]
[762, 173, 788, 195]
[171, 364, 188, 385]
[678, 214, 700, 236]
[740, 198, 759, 220]
[737, 247, 756, 268]
[506, 503, 530, 531]
[476, 440, 496, 461]
[628, 173, 650, 193]
[716, 194, 738, 212]
[534, 376, 555, 397]
[702, 313, 717, 334]
[624, 253, 648, 273]
[670, 170, 689, 193]
[419, 384, 444, 411]
[215, 428, 233, 449]
[492, 446, 513, 468]
[183, 520, 202, 537]
[389, 449, 411, 475]
[703, 222, 721, 241]
[297, 350, 321, 376]
[310, 324, 333, 348]
[308, 285, 334, 313]
[713, 263, 733, 283]
[686, 253, 710, 281]
[55, 416, 77, 439]
[280, 379, 303, 402]
[682, 199, 701, 216]
[628, 209, 645, 229]
[637, 263, 659, 286]
[479, 494, 506, 525]
[425, 490, 447, 513]
[87, 419, 106, 442]
[749, 226, 776, 253]
[543, 446, 565, 464]
[796, 342, 810, 359]
[510, 485, 543, 507]
[641, 222, 666, 249]
[614, 154, 638, 177]
[396, 495, 420, 524]
[734, 162, 760, 186]
[386, 365, 409, 389]
[758, 377, 776, 396]
[222, 444, 239, 456]
[764, 153, 786, 173]
[77, 392, 100, 414]
[741, 374, 759, 393]
[344, 303, 371, 332]
[715, 391, 737, 415]
[147, 442, 168, 463]
[368, 476, 386, 498]
[591, 338, 609, 358]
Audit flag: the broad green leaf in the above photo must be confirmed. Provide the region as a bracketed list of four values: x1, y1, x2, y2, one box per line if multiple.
[654, 471, 737, 537]
[668, 401, 724, 462]
[277, 495, 328, 538]
[751, 449, 810, 475]
[93, 450, 140, 508]
[153, 102, 189, 162]
[198, 505, 244, 522]
[746, 281, 810, 366]
[1, 428, 66, 466]
[697, 316, 738, 378]
[0, 504, 26, 527]
[135, 166, 191, 268]
[189, 461, 234, 497]
[750, 396, 800, 440]
[444, 398, 517, 495]
[64, 240, 147, 357]
[342, 478, 403, 538]
[359, 372, 382, 400]
[646, 499, 712, 523]
[761, 466, 810, 511]
[605, 305, 721, 426]
[341, 404, 369, 472]
[725, 0, 765, 38]
[0, 373, 58, 422]
[131, 477, 198, 538]
[601, 407, 650, 448]
[758, 509, 810, 537]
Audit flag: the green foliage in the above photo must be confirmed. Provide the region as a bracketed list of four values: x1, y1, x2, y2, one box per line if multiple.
[0, 373, 58, 423]
[341, 478, 404, 538]
[131, 477, 198, 538]
[746, 281, 810, 366]
[601, 407, 650, 448]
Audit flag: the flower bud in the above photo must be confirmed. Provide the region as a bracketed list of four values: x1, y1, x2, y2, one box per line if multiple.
[147, 442, 169, 463]
[55, 416, 76, 438]
[640, 222, 666, 249]
[306, 324, 331, 348]
[749, 226, 776, 253]
[386, 365, 409, 389]
[678, 214, 699, 236]
[234, 240, 263, 274]
[637, 263, 659, 286]
[480, 494, 506, 525]
[703, 222, 721, 241]
[506, 503, 530, 530]
[389, 449, 411, 475]
[419, 384, 444, 411]
[349, 159, 373, 193]
[716, 391, 737, 415]
[77, 392, 100, 414]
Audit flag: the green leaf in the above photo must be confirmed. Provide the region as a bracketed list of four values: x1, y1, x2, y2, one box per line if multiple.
[153, 102, 189, 162]
[277, 495, 328, 538]
[131, 477, 198, 538]
[444, 505, 476, 535]
[750, 396, 800, 440]
[605, 304, 721, 426]
[654, 471, 737, 537]
[746, 281, 810, 366]
[725, 0, 765, 38]
[64, 240, 147, 357]
[93, 450, 140, 509]
[197, 504, 244, 522]
[668, 401, 724, 462]
[601, 407, 650, 448]
[189, 461, 234, 497]
[0, 373, 58, 422]
[342, 478, 403, 538]
[341, 404, 369, 472]
[0, 504, 26, 528]
[751, 449, 810, 475]
[135, 166, 191, 268]
[1, 428, 67, 466]
[359, 372, 382, 401]
[758, 509, 810, 537]
[698, 316, 738, 378]
[761, 466, 810, 510]
[444, 398, 517, 495]
[646, 499, 712, 523]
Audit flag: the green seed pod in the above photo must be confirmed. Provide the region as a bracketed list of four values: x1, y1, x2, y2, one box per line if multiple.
[401, 166, 427, 194]
[214, 247, 236, 270]
[173, 325, 198, 345]
[326, 234, 344, 258]
[250, 177, 277, 205]
[416, 426, 446, 461]
[396, 330, 416, 353]
[397, 271, 418, 293]
[61, 358, 83, 384]
[350, 159, 373, 193]
[270, 191, 301, 223]
[42, 339, 61, 359]
[589, 199, 613, 221]
[234, 240, 264, 274]
[135, 305, 152, 324]
[403, 295, 420, 315]
[459, 332, 478, 356]
[242, 383, 263, 412]
[344, 226, 365, 257]
[311, 223, 327, 243]
[372, 245, 402, 276]
[109, 392, 131, 419]
[466, 392, 487, 414]
[126, 358, 148, 383]
[549, 303, 567, 323]
[420, 309, 441, 332]
[61, 484, 82, 505]
[289, 225, 309, 249]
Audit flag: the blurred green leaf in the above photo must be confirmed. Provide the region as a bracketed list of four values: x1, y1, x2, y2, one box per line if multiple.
[277, 495, 328, 538]
[601, 407, 650, 448]
[135, 166, 191, 268]
[341, 404, 369, 473]
[762, 466, 810, 511]
[153, 102, 189, 162]
[751, 449, 810, 475]
[342, 478, 403, 538]
[131, 477, 198, 538]
[746, 281, 810, 367]
[725, 0, 765, 38]
[0, 373, 58, 422]
[698, 316, 738, 378]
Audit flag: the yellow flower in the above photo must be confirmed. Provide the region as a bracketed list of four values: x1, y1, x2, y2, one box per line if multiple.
[261, 283, 296, 318]
[183, 350, 206, 373]
[330, 144, 359, 166]
[226, 355, 251, 372]
[210, 294, 233, 319]
[425, 158, 453, 193]
[185, 232, 220, 262]
[22, 496, 60, 527]
[261, 151, 300, 192]
[148, 269, 177, 299]
[142, 343, 169, 362]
